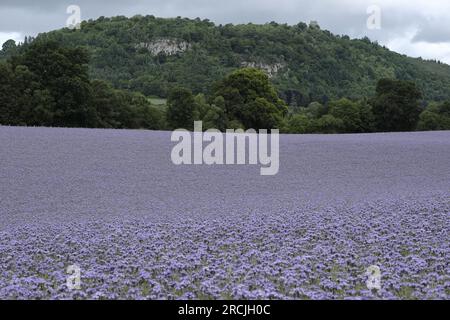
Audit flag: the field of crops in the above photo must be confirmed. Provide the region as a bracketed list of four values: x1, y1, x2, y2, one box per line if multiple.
[0, 126, 448, 299]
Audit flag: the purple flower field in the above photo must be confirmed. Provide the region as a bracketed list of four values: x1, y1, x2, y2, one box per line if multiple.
[0, 126, 449, 300]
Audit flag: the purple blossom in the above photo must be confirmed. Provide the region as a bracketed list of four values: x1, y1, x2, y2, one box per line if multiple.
[0, 126, 449, 300]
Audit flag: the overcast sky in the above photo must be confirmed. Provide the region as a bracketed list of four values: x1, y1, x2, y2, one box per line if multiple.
[1, 0, 450, 63]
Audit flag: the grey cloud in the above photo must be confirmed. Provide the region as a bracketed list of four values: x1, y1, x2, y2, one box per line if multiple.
[412, 23, 450, 43]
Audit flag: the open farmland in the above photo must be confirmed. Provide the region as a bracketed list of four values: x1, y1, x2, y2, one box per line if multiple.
[0, 126, 448, 299]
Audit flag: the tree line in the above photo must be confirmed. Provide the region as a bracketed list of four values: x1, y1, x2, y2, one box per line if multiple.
[1, 39, 449, 133]
[166, 69, 450, 133]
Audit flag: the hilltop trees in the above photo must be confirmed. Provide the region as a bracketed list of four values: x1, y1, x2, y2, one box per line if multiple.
[0, 40, 18, 59]
[10, 15, 450, 104]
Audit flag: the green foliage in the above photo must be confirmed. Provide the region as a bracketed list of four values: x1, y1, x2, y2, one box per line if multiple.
[303, 102, 328, 119]
[241, 97, 284, 130]
[417, 110, 442, 131]
[371, 79, 422, 132]
[328, 98, 375, 133]
[0, 39, 164, 130]
[194, 94, 227, 131]
[358, 100, 376, 133]
[417, 102, 450, 131]
[287, 114, 312, 133]
[1, 25, 450, 134]
[91, 80, 165, 129]
[212, 68, 287, 129]
[328, 98, 363, 133]
[0, 58, 56, 126]
[201, 104, 227, 131]
[314, 115, 344, 134]
[9, 39, 95, 127]
[0, 39, 18, 59]
[12, 15, 450, 105]
[166, 87, 196, 130]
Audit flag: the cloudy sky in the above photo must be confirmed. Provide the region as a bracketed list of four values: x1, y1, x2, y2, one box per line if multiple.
[1, 0, 450, 63]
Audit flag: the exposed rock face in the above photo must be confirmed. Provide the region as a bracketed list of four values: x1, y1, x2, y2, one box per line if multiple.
[136, 38, 190, 56]
[241, 61, 285, 78]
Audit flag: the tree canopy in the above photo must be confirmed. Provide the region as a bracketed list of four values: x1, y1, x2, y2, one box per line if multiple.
[4, 15, 450, 105]
[212, 68, 287, 130]
[372, 79, 422, 132]
[0, 39, 165, 130]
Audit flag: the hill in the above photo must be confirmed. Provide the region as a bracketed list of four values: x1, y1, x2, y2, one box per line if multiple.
[8, 15, 450, 106]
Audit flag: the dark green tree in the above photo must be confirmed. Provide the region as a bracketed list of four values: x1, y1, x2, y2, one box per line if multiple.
[0, 62, 54, 126]
[11, 39, 96, 127]
[90, 80, 165, 130]
[357, 100, 376, 133]
[166, 87, 196, 130]
[1, 39, 18, 59]
[240, 97, 284, 129]
[0, 62, 19, 124]
[212, 68, 287, 129]
[371, 79, 422, 132]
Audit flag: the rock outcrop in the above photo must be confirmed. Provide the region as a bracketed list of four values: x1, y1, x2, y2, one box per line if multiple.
[241, 61, 285, 78]
[136, 38, 190, 56]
